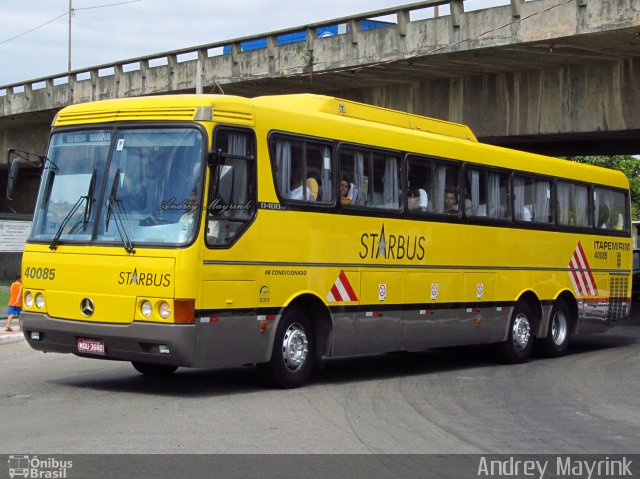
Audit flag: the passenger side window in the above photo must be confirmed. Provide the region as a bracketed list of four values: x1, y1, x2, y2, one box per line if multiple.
[407, 156, 459, 214]
[271, 135, 334, 204]
[206, 128, 256, 246]
[340, 146, 401, 210]
[513, 175, 552, 223]
[465, 167, 509, 220]
[594, 187, 627, 230]
[556, 181, 591, 228]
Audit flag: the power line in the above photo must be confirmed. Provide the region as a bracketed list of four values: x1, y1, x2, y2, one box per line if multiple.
[0, 0, 142, 47]
[74, 0, 142, 11]
[0, 11, 68, 46]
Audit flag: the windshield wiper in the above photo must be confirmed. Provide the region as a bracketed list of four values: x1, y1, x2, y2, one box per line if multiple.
[67, 168, 97, 235]
[105, 169, 135, 254]
[49, 169, 97, 250]
[49, 196, 87, 250]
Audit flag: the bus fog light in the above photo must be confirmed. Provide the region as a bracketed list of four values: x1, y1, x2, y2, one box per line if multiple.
[158, 302, 171, 319]
[158, 344, 170, 354]
[31, 332, 41, 341]
[25, 292, 34, 308]
[141, 300, 153, 318]
[35, 293, 46, 310]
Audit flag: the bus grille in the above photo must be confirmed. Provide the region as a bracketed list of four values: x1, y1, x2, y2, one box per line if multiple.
[608, 275, 629, 322]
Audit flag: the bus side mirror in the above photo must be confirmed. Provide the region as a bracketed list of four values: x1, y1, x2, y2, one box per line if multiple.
[6, 150, 20, 200]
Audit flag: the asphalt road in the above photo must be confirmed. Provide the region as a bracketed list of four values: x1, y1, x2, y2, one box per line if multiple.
[1, 310, 639, 458]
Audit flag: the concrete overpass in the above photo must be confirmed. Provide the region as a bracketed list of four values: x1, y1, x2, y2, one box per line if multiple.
[1, 0, 639, 168]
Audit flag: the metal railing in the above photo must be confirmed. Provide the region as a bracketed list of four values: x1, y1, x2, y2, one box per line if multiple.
[0, 0, 526, 97]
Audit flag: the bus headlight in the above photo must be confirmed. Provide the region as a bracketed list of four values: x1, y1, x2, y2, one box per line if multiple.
[158, 302, 171, 319]
[35, 293, 46, 310]
[25, 292, 34, 308]
[141, 300, 153, 318]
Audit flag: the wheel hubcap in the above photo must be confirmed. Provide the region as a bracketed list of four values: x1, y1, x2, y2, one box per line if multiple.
[512, 313, 531, 351]
[281, 323, 308, 372]
[551, 310, 568, 346]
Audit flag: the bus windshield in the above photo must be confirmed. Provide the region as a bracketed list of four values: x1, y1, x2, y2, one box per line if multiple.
[30, 127, 205, 247]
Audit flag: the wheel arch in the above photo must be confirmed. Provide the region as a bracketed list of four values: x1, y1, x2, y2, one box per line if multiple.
[278, 292, 334, 358]
[510, 290, 543, 340]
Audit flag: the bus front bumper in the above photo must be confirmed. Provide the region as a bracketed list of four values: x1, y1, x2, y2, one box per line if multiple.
[21, 312, 196, 367]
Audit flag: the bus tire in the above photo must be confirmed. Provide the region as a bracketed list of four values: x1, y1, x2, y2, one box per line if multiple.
[498, 302, 535, 363]
[259, 305, 314, 389]
[536, 300, 572, 357]
[132, 361, 178, 376]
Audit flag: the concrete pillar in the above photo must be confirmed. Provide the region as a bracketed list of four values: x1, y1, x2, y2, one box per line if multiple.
[397, 9, 410, 37]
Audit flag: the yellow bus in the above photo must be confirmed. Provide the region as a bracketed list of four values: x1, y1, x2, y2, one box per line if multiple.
[8, 94, 632, 388]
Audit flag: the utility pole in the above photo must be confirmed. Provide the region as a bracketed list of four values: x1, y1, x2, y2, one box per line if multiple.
[68, 0, 72, 73]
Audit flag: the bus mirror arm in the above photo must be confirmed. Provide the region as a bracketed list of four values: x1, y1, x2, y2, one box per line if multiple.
[207, 150, 219, 167]
[7, 148, 47, 168]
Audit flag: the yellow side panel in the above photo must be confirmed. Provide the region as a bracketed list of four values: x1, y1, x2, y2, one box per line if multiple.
[404, 272, 462, 304]
[463, 272, 496, 303]
[360, 271, 403, 305]
[201, 281, 256, 310]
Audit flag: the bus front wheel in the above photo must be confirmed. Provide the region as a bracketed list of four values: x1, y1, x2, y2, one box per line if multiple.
[132, 361, 178, 376]
[499, 302, 535, 363]
[259, 305, 315, 389]
[536, 300, 572, 357]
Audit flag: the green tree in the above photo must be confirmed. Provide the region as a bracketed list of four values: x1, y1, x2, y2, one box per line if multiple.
[569, 155, 640, 221]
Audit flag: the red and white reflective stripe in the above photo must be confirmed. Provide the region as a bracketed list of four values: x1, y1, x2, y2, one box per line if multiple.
[326, 271, 358, 302]
[199, 316, 219, 323]
[568, 241, 598, 296]
[257, 314, 277, 322]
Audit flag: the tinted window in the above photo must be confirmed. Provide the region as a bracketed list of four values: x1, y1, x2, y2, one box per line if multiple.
[513, 175, 552, 223]
[465, 167, 509, 220]
[271, 135, 334, 204]
[407, 156, 459, 215]
[594, 187, 627, 231]
[206, 128, 255, 246]
[340, 146, 401, 210]
[557, 181, 591, 227]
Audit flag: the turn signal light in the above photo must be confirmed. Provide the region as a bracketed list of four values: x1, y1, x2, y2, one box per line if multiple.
[174, 299, 195, 324]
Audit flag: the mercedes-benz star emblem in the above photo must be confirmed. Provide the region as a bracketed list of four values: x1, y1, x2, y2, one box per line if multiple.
[80, 298, 95, 317]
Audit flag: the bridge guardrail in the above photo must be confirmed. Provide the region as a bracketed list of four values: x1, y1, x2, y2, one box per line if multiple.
[0, 0, 526, 98]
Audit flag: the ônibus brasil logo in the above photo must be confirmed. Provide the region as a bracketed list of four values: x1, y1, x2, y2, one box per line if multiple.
[8, 455, 73, 478]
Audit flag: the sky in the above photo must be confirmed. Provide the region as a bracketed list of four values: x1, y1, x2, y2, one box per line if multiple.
[0, 0, 507, 87]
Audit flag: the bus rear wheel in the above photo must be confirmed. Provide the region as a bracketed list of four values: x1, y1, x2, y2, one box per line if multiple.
[132, 361, 178, 376]
[499, 302, 535, 363]
[536, 300, 572, 357]
[259, 305, 314, 389]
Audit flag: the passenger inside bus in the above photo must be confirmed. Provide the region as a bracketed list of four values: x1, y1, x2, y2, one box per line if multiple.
[288, 169, 315, 201]
[408, 188, 428, 211]
[305, 171, 320, 201]
[340, 176, 352, 205]
[444, 188, 458, 213]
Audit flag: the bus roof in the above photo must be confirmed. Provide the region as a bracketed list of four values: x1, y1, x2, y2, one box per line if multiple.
[54, 93, 476, 141]
[251, 94, 478, 142]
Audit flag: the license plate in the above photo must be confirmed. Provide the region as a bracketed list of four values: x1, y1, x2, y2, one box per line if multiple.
[77, 338, 105, 355]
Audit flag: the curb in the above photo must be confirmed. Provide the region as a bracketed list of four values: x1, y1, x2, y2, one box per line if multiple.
[0, 330, 25, 344]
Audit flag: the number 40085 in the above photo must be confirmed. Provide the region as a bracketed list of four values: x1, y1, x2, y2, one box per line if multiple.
[24, 267, 56, 280]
